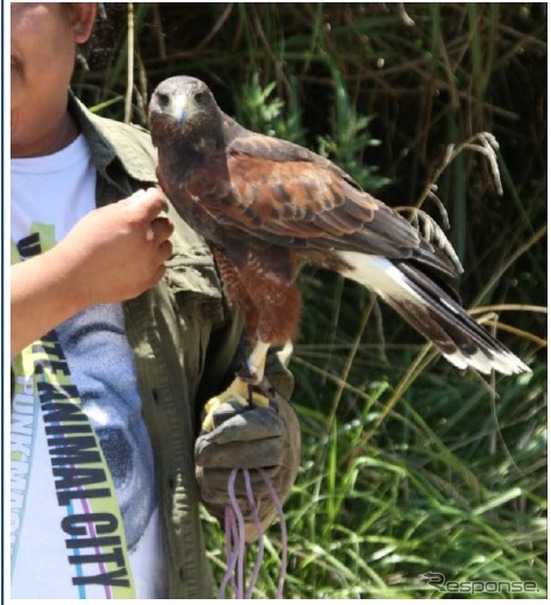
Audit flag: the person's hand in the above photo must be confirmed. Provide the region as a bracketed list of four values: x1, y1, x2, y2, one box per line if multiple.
[57, 187, 173, 307]
[11, 187, 174, 356]
[195, 383, 301, 542]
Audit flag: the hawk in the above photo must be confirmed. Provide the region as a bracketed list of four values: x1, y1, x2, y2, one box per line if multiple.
[149, 75, 529, 386]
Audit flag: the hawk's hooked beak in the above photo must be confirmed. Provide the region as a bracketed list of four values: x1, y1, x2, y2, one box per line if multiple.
[161, 93, 198, 125]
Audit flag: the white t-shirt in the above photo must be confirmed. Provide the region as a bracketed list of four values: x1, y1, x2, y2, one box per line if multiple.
[11, 135, 167, 598]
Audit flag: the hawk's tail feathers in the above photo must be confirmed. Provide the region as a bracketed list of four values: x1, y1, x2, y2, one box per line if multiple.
[338, 252, 530, 375]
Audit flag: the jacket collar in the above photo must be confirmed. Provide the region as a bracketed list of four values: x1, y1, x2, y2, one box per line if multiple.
[68, 90, 157, 185]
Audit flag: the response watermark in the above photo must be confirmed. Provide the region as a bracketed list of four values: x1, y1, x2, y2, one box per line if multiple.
[421, 571, 541, 595]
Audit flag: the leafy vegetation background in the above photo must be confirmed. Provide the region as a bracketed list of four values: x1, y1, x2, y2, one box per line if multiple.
[73, 3, 546, 598]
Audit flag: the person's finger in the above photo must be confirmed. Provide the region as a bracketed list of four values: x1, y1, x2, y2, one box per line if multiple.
[145, 216, 173, 243]
[123, 188, 167, 219]
[142, 187, 168, 215]
[150, 216, 174, 241]
[158, 239, 173, 261]
[151, 265, 166, 284]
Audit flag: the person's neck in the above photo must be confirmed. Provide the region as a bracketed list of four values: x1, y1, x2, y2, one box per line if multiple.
[11, 109, 79, 158]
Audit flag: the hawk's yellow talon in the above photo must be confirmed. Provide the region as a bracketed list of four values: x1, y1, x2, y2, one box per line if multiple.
[201, 377, 270, 432]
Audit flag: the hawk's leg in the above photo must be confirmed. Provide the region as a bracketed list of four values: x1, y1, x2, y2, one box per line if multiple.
[233, 260, 301, 385]
[212, 241, 300, 382]
[238, 340, 271, 385]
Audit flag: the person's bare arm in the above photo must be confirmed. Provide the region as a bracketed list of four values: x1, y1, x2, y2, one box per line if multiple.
[11, 188, 173, 356]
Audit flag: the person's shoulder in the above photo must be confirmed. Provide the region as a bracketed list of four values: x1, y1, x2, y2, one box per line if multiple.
[70, 93, 157, 182]
[94, 112, 153, 151]
[82, 105, 154, 158]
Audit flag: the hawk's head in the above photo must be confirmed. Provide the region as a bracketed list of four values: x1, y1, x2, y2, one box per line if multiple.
[149, 76, 222, 150]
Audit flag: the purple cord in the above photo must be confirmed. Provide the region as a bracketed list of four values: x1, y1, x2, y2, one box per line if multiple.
[243, 469, 265, 598]
[219, 503, 239, 598]
[221, 468, 288, 599]
[227, 468, 246, 598]
[259, 469, 288, 599]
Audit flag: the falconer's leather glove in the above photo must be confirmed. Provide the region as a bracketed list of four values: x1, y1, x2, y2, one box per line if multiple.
[194, 381, 301, 542]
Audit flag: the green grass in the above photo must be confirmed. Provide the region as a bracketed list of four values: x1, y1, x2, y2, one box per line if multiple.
[74, 3, 546, 598]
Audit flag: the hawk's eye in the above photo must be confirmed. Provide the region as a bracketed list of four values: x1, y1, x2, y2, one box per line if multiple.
[194, 91, 205, 105]
[156, 92, 170, 108]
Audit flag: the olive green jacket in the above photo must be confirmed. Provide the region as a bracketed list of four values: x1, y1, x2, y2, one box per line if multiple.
[70, 94, 294, 598]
